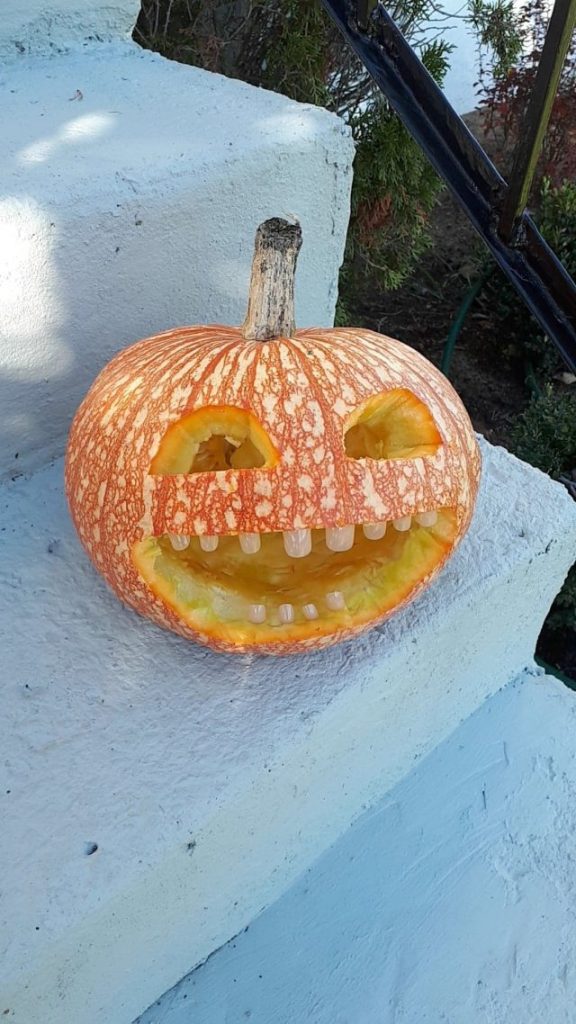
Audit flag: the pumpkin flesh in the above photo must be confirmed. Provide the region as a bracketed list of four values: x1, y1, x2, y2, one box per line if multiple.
[132, 508, 457, 649]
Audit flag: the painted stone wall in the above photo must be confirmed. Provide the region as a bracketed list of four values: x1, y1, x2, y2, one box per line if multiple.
[0, 2, 354, 479]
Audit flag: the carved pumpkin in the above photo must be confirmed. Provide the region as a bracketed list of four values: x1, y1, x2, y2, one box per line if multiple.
[65, 219, 480, 655]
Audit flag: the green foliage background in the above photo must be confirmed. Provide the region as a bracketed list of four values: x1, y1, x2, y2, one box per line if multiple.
[135, 0, 521, 294]
[511, 384, 576, 637]
[487, 180, 576, 380]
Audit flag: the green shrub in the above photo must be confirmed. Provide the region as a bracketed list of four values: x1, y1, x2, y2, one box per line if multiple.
[345, 41, 451, 292]
[480, 0, 576, 185]
[135, 0, 521, 297]
[231, 2, 452, 291]
[487, 180, 576, 380]
[511, 386, 576, 634]
[511, 385, 576, 476]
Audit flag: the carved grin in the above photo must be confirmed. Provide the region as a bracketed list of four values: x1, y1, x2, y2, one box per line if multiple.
[132, 507, 457, 650]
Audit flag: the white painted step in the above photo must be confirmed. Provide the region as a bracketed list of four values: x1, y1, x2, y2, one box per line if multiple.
[136, 670, 576, 1024]
[0, 42, 353, 479]
[1, 439, 575, 1022]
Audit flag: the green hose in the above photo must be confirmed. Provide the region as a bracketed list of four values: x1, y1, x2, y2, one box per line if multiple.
[440, 267, 493, 378]
[524, 360, 543, 399]
[442, 271, 545, 400]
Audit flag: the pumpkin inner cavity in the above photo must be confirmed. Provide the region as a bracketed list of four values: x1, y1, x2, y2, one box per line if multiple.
[132, 508, 458, 645]
[345, 388, 442, 461]
[150, 406, 279, 475]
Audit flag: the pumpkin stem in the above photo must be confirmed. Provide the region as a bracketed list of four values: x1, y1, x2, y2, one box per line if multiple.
[241, 218, 303, 341]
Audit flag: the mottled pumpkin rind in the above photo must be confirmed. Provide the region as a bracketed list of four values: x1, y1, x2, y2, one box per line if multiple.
[65, 326, 481, 655]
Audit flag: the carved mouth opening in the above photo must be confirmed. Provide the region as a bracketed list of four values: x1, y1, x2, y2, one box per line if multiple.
[132, 508, 457, 649]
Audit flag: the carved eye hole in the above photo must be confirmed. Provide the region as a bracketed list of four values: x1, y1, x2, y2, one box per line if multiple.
[344, 388, 442, 461]
[150, 406, 279, 475]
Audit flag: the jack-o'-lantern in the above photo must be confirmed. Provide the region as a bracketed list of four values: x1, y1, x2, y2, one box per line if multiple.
[65, 219, 480, 655]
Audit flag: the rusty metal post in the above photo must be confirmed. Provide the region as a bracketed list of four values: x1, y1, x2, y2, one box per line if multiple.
[499, 0, 576, 241]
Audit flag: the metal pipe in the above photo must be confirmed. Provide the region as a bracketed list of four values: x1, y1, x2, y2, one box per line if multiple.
[319, 0, 576, 371]
[499, 0, 576, 241]
[356, 0, 377, 29]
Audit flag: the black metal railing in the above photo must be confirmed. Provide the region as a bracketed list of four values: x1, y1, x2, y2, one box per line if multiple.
[320, 0, 576, 372]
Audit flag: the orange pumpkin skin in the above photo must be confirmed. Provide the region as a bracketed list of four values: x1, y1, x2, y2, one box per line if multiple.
[65, 326, 480, 655]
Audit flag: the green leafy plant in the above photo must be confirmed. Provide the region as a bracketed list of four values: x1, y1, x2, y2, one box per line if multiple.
[483, 179, 576, 380]
[134, 0, 521, 296]
[480, 0, 576, 184]
[511, 386, 576, 636]
[469, 0, 523, 78]
[345, 41, 451, 291]
[511, 385, 576, 476]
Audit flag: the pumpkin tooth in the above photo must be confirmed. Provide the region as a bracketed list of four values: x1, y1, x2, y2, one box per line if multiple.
[248, 604, 266, 624]
[415, 510, 438, 527]
[239, 532, 261, 554]
[199, 535, 219, 552]
[302, 603, 319, 620]
[283, 528, 312, 558]
[363, 522, 387, 541]
[325, 525, 355, 552]
[326, 591, 346, 611]
[392, 516, 412, 532]
[168, 534, 190, 551]
[279, 603, 295, 624]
